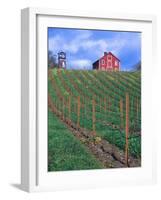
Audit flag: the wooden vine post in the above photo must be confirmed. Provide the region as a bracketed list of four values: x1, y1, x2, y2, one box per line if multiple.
[68, 96, 71, 120]
[77, 96, 80, 128]
[120, 98, 123, 129]
[125, 93, 129, 167]
[92, 97, 96, 135]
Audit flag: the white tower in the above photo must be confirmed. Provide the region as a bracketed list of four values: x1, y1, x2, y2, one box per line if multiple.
[58, 51, 66, 69]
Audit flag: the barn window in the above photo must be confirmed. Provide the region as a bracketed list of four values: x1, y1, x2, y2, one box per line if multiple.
[102, 59, 105, 64]
[115, 60, 118, 66]
[108, 56, 112, 60]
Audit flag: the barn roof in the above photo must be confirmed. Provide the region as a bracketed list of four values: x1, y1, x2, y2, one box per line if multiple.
[92, 51, 120, 65]
[93, 59, 99, 65]
[107, 52, 120, 61]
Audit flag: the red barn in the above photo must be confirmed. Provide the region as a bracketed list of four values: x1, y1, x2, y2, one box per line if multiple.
[93, 52, 120, 71]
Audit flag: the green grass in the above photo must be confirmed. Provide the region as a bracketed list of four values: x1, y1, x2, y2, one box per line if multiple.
[97, 128, 141, 158]
[48, 110, 103, 171]
[48, 69, 141, 158]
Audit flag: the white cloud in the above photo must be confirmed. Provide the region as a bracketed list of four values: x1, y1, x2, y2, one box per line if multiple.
[49, 30, 93, 54]
[69, 59, 92, 70]
[48, 30, 140, 58]
[80, 39, 108, 57]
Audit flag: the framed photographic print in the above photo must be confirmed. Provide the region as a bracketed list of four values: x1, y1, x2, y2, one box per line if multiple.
[21, 7, 156, 192]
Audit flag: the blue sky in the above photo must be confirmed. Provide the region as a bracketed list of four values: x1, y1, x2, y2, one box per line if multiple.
[48, 28, 141, 71]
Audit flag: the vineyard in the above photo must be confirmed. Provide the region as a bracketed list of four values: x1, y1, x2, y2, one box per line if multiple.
[48, 68, 141, 171]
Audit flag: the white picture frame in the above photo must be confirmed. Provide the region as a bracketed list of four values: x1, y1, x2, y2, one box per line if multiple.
[21, 7, 157, 192]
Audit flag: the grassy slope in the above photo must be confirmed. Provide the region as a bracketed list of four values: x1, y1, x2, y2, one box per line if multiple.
[48, 110, 103, 171]
[49, 69, 141, 158]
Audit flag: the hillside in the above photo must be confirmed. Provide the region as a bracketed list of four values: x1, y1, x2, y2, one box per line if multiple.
[48, 69, 141, 170]
[131, 61, 141, 71]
